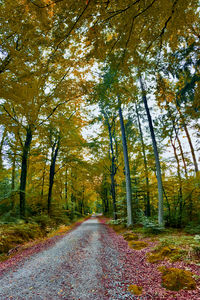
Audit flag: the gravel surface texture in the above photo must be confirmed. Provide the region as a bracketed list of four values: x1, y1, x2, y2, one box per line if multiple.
[1, 217, 199, 299]
[0, 218, 134, 300]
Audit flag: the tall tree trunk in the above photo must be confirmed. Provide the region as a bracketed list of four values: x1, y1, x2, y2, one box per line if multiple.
[177, 107, 198, 174]
[139, 75, 164, 226]
[20, 126, 32, 218]
[0, 128, 7, 169]
[110, 157, 117, 220]
[166, 102, 188, 179]
[41, 154, 47, 201]
[118, 100, 133, 226]
[135, 103, 151, 217]
[173, 125, 188, 179]
[11, 148, 16, 190]
[108, 125, 117, 220]
[11, 148, 17, 210]
[103, 112, 117, 220]
[47, 141, 60, 215]
[65, 167, 68, 209]
[170, 136, 183, 227]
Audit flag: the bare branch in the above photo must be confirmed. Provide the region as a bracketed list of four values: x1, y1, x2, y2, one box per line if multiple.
[37, 68, 71, 115]
[2, 105, 26, 129]
[38, 96, 80, 127]
[52, 0, 92, 55]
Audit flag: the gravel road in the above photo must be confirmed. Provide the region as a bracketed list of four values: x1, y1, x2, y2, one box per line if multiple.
[0, 218, 135, 300]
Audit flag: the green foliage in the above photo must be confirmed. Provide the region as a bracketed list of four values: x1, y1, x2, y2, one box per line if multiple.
[0, 177, 11, 200]
[184, 222, 200, 235]
[137, 211, 165, 234]
[191, 245, 200, 260]
[108, 217, 127, 225]
[31, 214, 53, 232]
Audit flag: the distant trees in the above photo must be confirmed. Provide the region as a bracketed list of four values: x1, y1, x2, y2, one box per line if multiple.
[0, 0, 199, 228]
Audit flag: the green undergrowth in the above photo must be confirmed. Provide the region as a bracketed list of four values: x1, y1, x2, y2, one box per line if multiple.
[107, 218, 200, 264]
[0, 214, 86, 261]
[150, 234, 200, 263]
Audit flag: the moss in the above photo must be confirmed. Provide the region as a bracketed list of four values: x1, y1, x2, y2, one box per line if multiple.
[123, 232, 139, 241]
[147, 245, 186, 263]
[129, 241, 148, 250]
[111, 224, 126, 233]
[158, 266, 196, 291]
[128, 284, 143, 295]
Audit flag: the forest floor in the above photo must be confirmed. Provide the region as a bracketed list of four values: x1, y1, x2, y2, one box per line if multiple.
[0, 217, 200, 299]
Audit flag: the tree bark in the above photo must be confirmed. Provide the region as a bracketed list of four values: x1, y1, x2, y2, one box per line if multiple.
[135, 103, 151, 217]
[170, 135, 183, 227]
[139, 75, 164, 226]
[11, 148, 16, 190]
[19, 126, 32, 218]
[177, 107, 199, 174]
[118, 100, 133, 226]
[0, 128, 7, 169]
[107, 119, 117, 220]
[65, 167, 68, 209]
[47, 140, 60, 214]
[173, 125, 188, 179]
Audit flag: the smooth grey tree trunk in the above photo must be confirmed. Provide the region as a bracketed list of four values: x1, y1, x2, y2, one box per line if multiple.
[177, 106, 198, 174]
[118, 101, 133, 226]
[135, 103, 151, 217]
[65, 167, 68, 209]
[139, 75, 164, 226]
[0, 128, 7, 169]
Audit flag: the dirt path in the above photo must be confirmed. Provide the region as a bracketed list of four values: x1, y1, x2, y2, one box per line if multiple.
[0, 218, 134, 300]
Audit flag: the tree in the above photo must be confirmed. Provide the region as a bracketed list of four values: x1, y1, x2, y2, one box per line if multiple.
[118, 97, 133, 226]
[139, 74, 164, 226]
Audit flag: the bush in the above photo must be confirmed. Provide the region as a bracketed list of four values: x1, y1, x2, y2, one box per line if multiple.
[137, 211, 165, 234]
[184, 223, 200, 235]
[0, 223, 42, 254]
[31, 214, 53, 231]
[191, 245, 200, 260]
[108, 217, 127, 225]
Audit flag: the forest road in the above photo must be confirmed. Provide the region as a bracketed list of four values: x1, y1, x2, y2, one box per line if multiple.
[0, 218, 134, 300]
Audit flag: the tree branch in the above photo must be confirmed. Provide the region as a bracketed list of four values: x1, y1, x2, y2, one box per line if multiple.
[29, 0, 64, 9]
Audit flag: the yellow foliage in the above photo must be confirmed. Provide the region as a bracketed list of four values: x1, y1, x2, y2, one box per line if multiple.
[158, 266, 196, 291]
